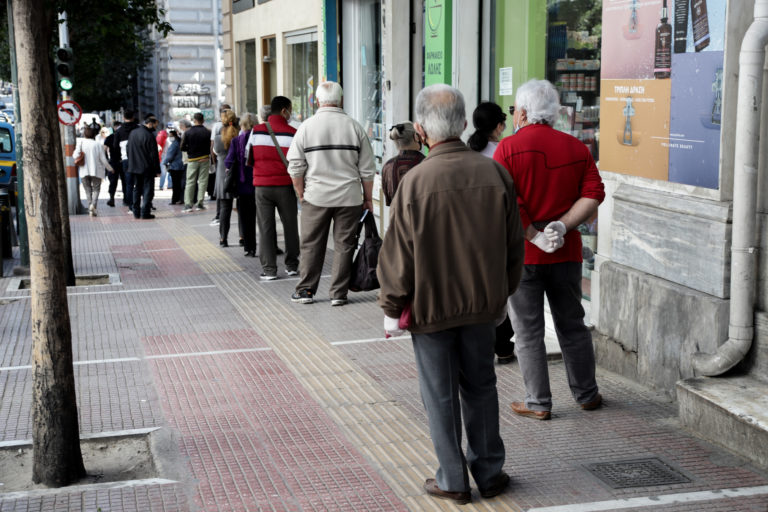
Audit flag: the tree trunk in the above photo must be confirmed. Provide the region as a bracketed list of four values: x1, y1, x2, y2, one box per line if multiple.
[12, 0, 85, 486]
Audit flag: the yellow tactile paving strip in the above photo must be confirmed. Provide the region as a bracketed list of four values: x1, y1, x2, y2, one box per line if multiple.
[170, 218, 522, 511]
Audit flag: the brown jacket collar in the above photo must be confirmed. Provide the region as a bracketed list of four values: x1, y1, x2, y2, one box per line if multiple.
[425, 138, 467, 159]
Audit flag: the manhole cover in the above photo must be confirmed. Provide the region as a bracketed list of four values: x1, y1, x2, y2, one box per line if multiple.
[584, 458, 691, 489]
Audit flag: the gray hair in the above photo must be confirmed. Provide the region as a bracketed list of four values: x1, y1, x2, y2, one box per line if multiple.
[240, 112, 258, 131]
[389, 121, 417, 149]
[178, 119, 192, 129]
[316, 81, 343, 106]
[258, 105, 271, 124]
[415, 84, 466, 142]
[515, 79, 560, 125]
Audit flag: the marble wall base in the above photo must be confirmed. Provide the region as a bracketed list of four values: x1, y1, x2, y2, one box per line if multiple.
[611, 184, 731, 298]
[597, 261, 728, 394]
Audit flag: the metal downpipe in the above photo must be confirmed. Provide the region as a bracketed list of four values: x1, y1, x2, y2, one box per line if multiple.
[693, 0, 768, 376]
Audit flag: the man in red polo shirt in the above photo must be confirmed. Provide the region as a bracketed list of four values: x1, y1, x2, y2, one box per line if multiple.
[494, 79, 605, 421]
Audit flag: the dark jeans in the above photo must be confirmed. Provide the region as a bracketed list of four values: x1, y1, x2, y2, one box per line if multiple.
[507, 262, 598, 411]
[122, 160, 133, 205]
[131, 172, 154, 218]
[237, 193, 257, 252]
[107, 161, 125, 200]
[411, 322, 504, 493]
[495, 315, 515, 358]
[219, 198, 234, 242]
[169, 168, 185, 204]
[256, 186, 300, 276]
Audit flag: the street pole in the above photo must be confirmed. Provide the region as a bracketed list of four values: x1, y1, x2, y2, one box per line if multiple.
[58, 11, 83, 215]
[6, 0, 29, 270]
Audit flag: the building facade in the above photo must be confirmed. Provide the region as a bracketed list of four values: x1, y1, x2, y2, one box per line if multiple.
[139, 0, 226, 123]
[223, 0, 768, 465]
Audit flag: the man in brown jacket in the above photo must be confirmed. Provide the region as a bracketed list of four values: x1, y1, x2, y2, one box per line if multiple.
[377, 84, 525, 505]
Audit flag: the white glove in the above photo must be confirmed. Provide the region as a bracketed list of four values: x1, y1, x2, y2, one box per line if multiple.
[384, 315, 405, 338]
[544, 221, 566, 241]
[531, 230, 558, 253]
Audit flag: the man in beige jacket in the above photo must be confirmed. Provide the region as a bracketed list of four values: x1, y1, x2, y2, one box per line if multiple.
[377, 84, 525, 505]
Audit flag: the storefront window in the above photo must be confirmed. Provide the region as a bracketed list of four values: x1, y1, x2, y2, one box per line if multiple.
[547, 0, 602, 300]
[342, 0, 383, 169]
[238, 40, 258, 114]
[285, 30, 318, 122]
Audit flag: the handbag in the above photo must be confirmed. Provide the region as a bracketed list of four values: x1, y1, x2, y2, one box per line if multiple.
[223, 167, 238, 196]
[74, 143, 85, 166]
[349, 210, 382, 292]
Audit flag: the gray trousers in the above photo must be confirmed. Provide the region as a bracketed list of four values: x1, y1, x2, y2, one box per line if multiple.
[507, 261, 599, 411]
[411, 322, 505, 493]
[81, 176, 102, 208]
[295, 201, 360, 299]
[255, 186, 300, 275]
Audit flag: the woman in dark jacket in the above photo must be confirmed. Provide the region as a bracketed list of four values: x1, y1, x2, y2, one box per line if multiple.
[224, 112, 257, 256]
[161, 129, 184, 205]
[381, 121, 424, 206]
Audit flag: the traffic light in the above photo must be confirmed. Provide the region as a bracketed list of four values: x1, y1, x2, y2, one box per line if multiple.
[55, 47, 74, 91]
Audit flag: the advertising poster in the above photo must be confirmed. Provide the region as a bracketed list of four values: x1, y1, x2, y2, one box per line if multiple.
[668, 51, 723, 188]
[600, 0, 726, 189]
[600, 79, 671, 181]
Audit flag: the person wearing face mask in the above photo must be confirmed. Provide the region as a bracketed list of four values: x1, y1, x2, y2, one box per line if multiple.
[381, 121, 424, 206]
[494, 79, 605, 421]
[467, 102, 507, 158]
[246, 96, 300, 280]
[377, 84, 524, 505]
[161, 128, 185, 205]
[468, 102, 516, 366]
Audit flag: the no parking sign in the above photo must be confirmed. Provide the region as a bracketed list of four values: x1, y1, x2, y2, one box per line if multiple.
[57, 99, 82, 126]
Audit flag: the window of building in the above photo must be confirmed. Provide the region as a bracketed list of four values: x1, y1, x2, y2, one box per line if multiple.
[261, 37, 277, 108]
[341, 0, 383, 169]
[238, 40, 258, 115]
[232, 0, 254, 14]
[545, 0, 602, 300]
[285, 29, 318, 122]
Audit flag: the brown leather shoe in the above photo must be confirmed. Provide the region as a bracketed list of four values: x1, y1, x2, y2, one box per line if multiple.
[423, 478, 471, 505]
[580, 393, 603, 410]
[479, 471, 510, 498]
[510, 401, 551, 420]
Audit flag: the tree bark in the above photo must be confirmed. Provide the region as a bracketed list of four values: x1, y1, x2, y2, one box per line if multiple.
[12, 0, 85, 486]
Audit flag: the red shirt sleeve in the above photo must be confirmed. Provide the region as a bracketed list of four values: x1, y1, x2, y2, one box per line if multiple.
[494, 141, 532, 229]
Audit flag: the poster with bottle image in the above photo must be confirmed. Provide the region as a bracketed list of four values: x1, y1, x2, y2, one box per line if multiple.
[672, 0, 726, 54]
[599, 79, 672, 181]
[668, 51, 723, 188]
[602, 0, 666, 79]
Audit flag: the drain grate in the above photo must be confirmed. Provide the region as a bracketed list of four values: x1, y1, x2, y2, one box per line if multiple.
[584, 458, 691, 489]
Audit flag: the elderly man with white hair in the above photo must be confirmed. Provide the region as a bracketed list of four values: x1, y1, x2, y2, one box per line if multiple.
[287, 81, 376, 305]
[494, 79, 605, 421]
[377, 84, 524, 505]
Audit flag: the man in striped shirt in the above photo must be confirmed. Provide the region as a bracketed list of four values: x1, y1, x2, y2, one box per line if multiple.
[287, 81, 376, 306]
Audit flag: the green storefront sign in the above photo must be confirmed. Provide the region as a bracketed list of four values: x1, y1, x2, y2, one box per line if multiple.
[424, 0, 451, 86]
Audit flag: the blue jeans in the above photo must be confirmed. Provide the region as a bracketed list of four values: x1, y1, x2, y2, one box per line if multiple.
[411, 322, 504, 493]
[122, 160, 133, 205]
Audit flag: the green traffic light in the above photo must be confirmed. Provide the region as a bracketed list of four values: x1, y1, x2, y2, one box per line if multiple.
[59, 78, 73, 91]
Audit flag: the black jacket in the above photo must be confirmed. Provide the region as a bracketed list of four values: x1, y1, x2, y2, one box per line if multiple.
[111, 121, 139, 162]
[126, 125, 161, 175]
[180, 124, 211, 160]
[103, 133, 122, 171]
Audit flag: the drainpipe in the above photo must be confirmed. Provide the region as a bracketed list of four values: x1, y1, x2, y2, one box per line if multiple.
[693, 0, 768, 376]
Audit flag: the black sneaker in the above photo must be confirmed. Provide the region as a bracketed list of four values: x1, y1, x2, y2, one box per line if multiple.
[260, 272, 278, 281]
[291, 289, 314, 304]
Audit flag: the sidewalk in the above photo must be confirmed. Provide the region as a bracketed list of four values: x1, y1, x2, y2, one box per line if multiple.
[0, 187, 767, 512]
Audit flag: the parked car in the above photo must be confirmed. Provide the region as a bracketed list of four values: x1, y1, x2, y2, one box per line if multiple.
[0, 121, 16, 205]
[1, 110, 14, 124]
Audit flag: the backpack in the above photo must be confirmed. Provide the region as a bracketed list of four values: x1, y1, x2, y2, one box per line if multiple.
[349, 210, 382, 292]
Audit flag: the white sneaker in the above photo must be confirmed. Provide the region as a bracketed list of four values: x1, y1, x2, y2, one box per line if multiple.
[285, 269, 299, 276]
[210, 218, 220, 226]
[260, 272, 278, 281]
[89, 203, 95, 212]
[182, 207, 194, 213]
[331, 298, 348, 307]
